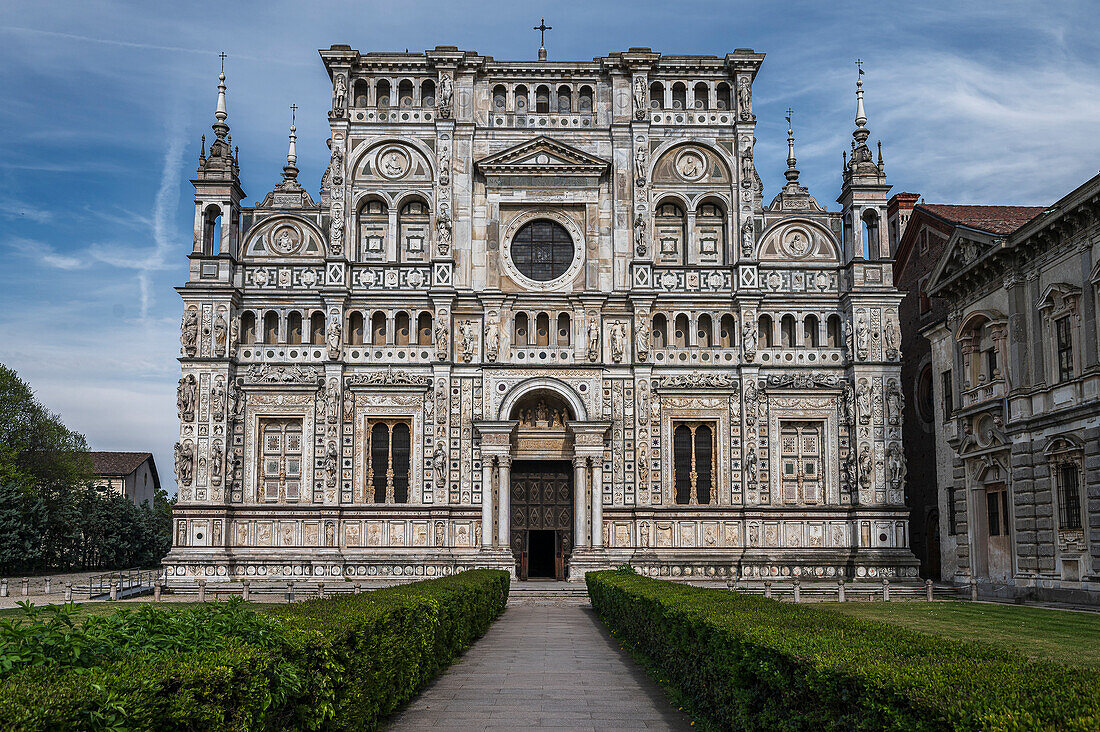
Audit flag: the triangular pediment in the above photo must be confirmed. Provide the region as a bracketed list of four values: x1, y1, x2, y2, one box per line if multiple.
[475, 136, 609, 177]
[926, 228, 1004, 296]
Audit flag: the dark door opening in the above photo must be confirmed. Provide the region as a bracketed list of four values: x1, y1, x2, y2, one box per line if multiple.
[527, 530, 556, 578]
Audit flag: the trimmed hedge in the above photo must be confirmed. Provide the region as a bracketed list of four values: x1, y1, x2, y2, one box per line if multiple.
[587, 570, 1100, 731]
[0, 569, 509, 731]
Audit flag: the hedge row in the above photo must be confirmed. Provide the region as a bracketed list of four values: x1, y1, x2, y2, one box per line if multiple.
[586, 570, 1100, 731]
[0, 569, 509, 731]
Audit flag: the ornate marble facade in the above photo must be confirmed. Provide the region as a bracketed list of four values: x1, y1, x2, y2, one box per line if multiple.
[164, 46, 918, 584]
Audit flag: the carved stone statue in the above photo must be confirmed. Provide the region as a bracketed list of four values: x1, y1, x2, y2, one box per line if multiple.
[857, 378, 872, 424]
[433, 442, 447, 488]
[435, 521, 445, 546]
[332, 74, 346, 116]
[741, 220, 755, 259]
[843, 380, 856, 427]
[229, 316, 239, 354]
[213, 314, 227, 355]
[325, 442, 338, 488]
[635, 318, 650, 362]
[843, 320, 854, 360]
[329, 211, 344, 257]
[634, 146, 647, 186]
[484, 315, 500, 363]
[437, 73, 453, 118]
[744, 379, 758, 425]
[637, 382, 650, 421]
[438, 148, 450, 185]
[742, 317, 758, 362]
[633, 76, 647, 119]
[885, 316, 900, 361]
[459, 320, 476, 362]
[211, 382, 225, 421]
[174, 441, 194, 486]
[740, 147, 755, 189]
[634, 216, 648, 257]
[858, 444, 874, 490]
[886, 379, 903, 426]
[434, 318, 449, 361]
[586, 318, 600, 362]
[326, 378, 340, 424]
[325, 144, 344, 192]
[610, 321, 626, 363]
[744, 445, 758, 487]
[326, 313, 342, 360]
[210, 441, 222, 486]
[737, 76, 753, 121]
[437, 219, 451, 256]
[229, 385, 244, 423]
[856, 316, 870, 361]
[888, 442, 906, 487]
[180, 308, 198, 357]
[177, 374, 197, 422]
[343, 388, 353, 422]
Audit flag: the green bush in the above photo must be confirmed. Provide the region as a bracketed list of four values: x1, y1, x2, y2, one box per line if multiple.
[0, 569, 509, 731]
[586, 571, 1100, 731]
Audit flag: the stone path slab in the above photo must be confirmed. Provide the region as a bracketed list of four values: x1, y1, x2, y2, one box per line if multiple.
[387, 604, 691, 730]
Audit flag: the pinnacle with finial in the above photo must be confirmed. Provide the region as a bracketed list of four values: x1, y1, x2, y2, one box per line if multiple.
[784, 107, 800, 184]
[853, 59, 869, 144]
[213, 52, 230, 140]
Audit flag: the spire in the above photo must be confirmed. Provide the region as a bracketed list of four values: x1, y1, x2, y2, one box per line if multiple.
[784, 108, 800, 185]
[843, 59, 884, 182]
[281, 104, 300, 185]
[212, 52, 229, 141]
[853, 59, 869, 145]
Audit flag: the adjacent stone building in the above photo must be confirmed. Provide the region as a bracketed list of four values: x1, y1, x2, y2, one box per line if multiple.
[164, 44, 918, 584]
[920, 173, 1100, 603]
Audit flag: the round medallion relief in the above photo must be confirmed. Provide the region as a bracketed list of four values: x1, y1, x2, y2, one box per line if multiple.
[269, 224, 302, 255]
[674, 149, 706, 182]
[378, 146, 410, 179]
[782, 227, 812, 257]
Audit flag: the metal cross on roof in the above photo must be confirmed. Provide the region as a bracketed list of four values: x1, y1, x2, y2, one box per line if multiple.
[290, 103, 297, 125]
[785, 107, 793, 126]
[219, 51, 227, 72]
[534, 18, 552, 46]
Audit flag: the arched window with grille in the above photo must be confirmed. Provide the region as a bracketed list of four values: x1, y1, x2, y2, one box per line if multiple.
[367, 419, 412, 503]
[260, 419, 302, 502]
[674, 421, 716, 505]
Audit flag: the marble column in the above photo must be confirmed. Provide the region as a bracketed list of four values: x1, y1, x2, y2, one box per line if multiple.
[591, 458, 604, 548]
[498, 456, 511, 548]
[481, 460, 493, 548]
[573, 457, 588, 548]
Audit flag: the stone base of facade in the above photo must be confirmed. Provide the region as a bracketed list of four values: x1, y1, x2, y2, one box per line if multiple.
[164, 546, 920, 586]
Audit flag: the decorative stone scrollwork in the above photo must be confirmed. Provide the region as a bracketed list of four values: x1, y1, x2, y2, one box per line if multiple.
[243, 364, 321, 384]
[177, 374, 197, 422]
[657, 372, 739, 390]
[346, 368, 431, 387]
[765, 372, 843, 389]
[181, 308, 199, 357]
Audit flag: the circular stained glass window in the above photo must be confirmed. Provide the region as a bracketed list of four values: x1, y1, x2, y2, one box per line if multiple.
[510, 220, 575, 282]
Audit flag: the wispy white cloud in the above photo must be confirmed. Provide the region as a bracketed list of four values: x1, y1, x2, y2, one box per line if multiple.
[3, 236, 89, 270]
[0, 196, 54, 224]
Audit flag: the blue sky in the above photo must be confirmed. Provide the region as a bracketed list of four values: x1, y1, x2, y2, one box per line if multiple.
[1, 0, 1098, 494]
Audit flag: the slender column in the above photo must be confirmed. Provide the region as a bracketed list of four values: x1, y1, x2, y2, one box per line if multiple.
[498, 456, 511, 548]
[591, 457, 604, 548]
[481, 460, 493, 548]
[573, 457, 588, 548]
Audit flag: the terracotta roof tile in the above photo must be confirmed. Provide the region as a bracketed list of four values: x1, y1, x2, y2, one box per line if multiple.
[920, 204, 1046, 235]
[89, 451, 152, 477]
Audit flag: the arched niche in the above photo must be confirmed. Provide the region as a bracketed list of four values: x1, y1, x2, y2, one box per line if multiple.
[351, 139, 435, 185]
[650, 142, 731, 186]
[498, 377, 589, 422]
[242, 216, 325, 258]
[757, 219, 840, 263]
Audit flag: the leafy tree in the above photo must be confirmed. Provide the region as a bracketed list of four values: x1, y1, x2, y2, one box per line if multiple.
[0, 364, 91, 486]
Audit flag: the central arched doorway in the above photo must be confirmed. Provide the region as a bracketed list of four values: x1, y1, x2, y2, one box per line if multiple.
[509, 391, 575, 580]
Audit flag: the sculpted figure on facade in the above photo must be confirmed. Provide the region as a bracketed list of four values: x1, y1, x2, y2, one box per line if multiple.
[887, 442, 906, 488]
[213, 313, 227, 356]
[610, 320, 626, 363]
[858, 444, 874, 490]
[437, 72, 453, 118]
[326, 313, 342, 360]
[437, 148, 450, 185]
[323, 143, 344, 193]
[742, 315, 758, 362]
[855, 314, 870, 361]
[484, 313, 500, 363]
[843, 380, 856, 427]
[229, 316, 239, 354]
[433, 442, 447, 488]
[741, 220, 755, 259]
[177, 374, 197, 422]
[181, 308, 199, 357]
[325, 441, 338, 489]
[744, 379, 758, 426]
[434, 316, 449, 361]
[174, 441, 194, 487]
[325, 378, 340, 424]
[856, 378, 872, 424]
[884, 315, 900, 361]
[634, 216, 648, 257]
[634, 146, 647, 186]
[633, 75, 647, 120]
[210, 440, 223, 486]
[885, 379, 903, 426]
[229, 384, 244, 424]
[437, 219, 451, 256]
[586, 317, 600, 362]
[211, 381, 226, 421]
[332, 74, 346, 116]
[634, 317, 650, 362]
[459, 320, 476, 362]
[737, 76, 753, 120]
[740, 147, 755, 189]
[329, 204, 344, 256]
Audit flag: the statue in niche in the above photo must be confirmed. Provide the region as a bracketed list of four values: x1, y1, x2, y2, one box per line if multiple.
[474, 522, 482, 546]
[740, 147, 755, 189]
[843, 320, 854, 360]
[437, 219, 451, 256]
[637, 383, 650, 421]
[229, 385, 244, 424]
[856, 315, 870, 361]
[737, 76, 753, 121]
[434, 317, 449, 361]
[741, 220, 755, 259]
[856, 379, 872, 424]
[536, 400, 549, 424]
[633, 76, 647, 119]
[174, 441, 194, 486]
[229, 316, 239, 353]
[858, 444, 874, 490]
[213, 313, 227, 355]
[634, 216, 648, 257]
[177, 375, 197, 422]
[326, 378, 340, 424]
[744, 446, 757, 488]
[326, 313, 342, 360]
[180, 308, 198, 357]
[886, 380, 903, 426]
[742, 317, 758, 361]
[438, 148, 450, 185]
[888, 442, 906, 487]
[748, 523, 759, 546]
[885, 316, 900, 361]
[843, 381, 856, 427]
[211, 382, 225, 421]
[325, 522, 335, 547]
[744, 380, 758, 425]
[329, 210, 344, 257]
[586, 317, 600, 362]
[332, 74, 346, 115]
[210, 441, 223, 486]
[437, 73, 453, 118]
[178, 521, 187, 546]
[634, 146, 647, 186]
[324, 143, 344, 193]
[459, 320, 476, 362]
[635, 318, 650, 362]
[637, 444, 649, 484]
[433, 442, 447, 488]
[435, 380, 448, 422]
[325, 442, 338, 489]
[484, 315, 500, 363]
[435, 521, 445, 546]
[343, 388, 353, 422]
[610, 321, 626, 363]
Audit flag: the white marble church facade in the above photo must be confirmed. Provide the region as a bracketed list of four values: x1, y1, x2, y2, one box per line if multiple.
[164, 44, 919, 584]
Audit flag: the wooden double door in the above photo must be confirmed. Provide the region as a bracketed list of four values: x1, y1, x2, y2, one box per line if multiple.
[510, 460, 573, 580]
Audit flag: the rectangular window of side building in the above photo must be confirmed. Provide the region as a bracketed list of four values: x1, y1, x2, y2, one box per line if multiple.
[946, 487, 957, 536]
[1055, 316, 1074, 381]
[941, 370, 953, 417]
[1058, 463, 1082, 530]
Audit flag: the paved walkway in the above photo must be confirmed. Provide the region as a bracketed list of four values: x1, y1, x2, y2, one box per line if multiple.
[388, 604, 691, 730]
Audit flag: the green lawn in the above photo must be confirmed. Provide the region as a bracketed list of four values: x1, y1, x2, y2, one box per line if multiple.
[825, 600, 1100, 669]
[0, 600, 282, 621]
